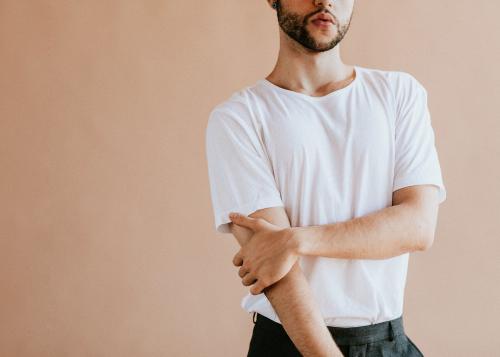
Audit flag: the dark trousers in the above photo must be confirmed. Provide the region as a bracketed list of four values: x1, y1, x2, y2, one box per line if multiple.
[247, 313, 425, 357]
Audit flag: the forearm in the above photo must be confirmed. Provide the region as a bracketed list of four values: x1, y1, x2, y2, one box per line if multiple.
[263, 261, 343, 357]
[292, 203, 431, 259]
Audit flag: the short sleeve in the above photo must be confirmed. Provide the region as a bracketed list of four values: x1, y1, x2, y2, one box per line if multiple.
[205, 109, 284, 234]
[393, 74, 447, 204]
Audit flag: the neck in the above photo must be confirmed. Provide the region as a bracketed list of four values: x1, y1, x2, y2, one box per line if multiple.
[265, 41, 355, 96]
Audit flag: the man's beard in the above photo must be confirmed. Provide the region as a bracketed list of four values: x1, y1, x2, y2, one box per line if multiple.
[276, 2, 352, 53]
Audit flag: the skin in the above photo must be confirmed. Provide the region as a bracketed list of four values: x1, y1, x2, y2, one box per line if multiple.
[229, 186, 439, 357]
[230, 184, 440, 293]
[266, 0, 357, 97]
[229, 208, 343, 356]
[227, 0, 440, 355]
[228, 1, 359, 356]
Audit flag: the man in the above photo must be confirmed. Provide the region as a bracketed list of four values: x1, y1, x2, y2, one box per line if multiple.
[205, 0, 445, 356]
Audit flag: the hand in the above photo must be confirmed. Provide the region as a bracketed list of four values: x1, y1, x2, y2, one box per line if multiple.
[228, 212, 299, 295]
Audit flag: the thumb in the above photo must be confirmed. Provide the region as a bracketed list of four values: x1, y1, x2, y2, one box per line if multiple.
[228, 212, 258, 230]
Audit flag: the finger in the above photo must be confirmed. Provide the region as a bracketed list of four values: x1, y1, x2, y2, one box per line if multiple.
[238, 266, 249, 278]
[250, 281, 266, 295]
[228, 212, 258, 230]
[242, 274, 257, 287]
[232, 251, 244, 267]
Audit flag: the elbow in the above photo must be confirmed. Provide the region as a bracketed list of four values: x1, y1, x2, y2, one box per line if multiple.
[414, 218, 436, 252]
[416, 223, 436, 251]
[417, 233, 434, 251]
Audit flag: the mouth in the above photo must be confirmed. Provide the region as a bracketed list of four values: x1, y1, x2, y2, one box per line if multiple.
[311, 12, 336, 24]
[312, 19, 333, 24]
[311, 19, 334, 28]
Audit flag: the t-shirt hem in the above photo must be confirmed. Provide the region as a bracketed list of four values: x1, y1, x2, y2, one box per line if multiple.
[393, 177, 447, 204]
[214, 196, 285, 234]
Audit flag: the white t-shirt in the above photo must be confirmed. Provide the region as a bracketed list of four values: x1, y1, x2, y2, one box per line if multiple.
[205, 65, 446, 327]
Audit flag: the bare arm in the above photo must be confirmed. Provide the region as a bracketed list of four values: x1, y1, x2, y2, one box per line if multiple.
[292, 185, 440, 259]
[229, 206, 343, 357]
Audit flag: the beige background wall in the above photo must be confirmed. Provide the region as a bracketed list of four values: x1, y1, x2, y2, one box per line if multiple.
[0, 1, 498, 356]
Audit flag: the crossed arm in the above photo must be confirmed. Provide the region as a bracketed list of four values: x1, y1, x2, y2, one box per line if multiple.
[229, 207, 342, 356]
[228, 184, 441, 356]
[292, 184, 441, 259]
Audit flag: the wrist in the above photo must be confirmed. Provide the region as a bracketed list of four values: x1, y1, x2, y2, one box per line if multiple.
[286, 226, 307, 256]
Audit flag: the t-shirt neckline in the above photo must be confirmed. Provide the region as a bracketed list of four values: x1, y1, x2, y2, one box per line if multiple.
[258, 65, 361, 101]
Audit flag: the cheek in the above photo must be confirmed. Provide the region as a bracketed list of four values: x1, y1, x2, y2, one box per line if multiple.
[334, 1, 354, 18]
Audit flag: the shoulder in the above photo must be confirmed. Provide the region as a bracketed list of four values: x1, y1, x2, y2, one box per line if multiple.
[206, 86, 266, 144]
[389, 72, 428, 117]
[358, 65, 426, 94]
[356, 66, 429, 122]
[207, 86, 256, 125]
[392, 71, 426, 99]
[206, 81, 269, 136]
[365, 67, 429, 114]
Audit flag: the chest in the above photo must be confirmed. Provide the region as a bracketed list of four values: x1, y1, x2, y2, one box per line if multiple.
[261, 100, 396, 168]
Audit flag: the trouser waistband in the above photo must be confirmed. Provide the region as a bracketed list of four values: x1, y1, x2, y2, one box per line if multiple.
[253, 313, 405, 346]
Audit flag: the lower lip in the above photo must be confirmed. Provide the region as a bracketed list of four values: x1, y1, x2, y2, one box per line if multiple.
[312, 19, 334, 28]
